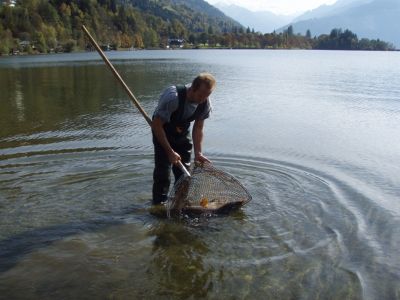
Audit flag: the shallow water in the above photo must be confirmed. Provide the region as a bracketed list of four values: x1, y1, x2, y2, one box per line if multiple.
[1, 50, 400, 299]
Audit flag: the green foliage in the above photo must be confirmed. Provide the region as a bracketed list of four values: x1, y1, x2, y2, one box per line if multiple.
[0, 24, 14, 54]
[0, 1, 395, 54]
[287, 25, 294, 36]
[38, 1, 59, 24]
[33, 30, 47, 52]
[314, 28, 394, 50]
[62, 39, 76, 52]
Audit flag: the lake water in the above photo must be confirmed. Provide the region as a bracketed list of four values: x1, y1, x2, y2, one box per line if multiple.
[1, 49, 399, 299]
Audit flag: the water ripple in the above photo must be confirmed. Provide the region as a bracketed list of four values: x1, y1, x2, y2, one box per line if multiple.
[1, 148, 399, 299]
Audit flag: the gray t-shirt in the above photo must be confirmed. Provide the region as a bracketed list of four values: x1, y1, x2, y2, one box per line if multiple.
[153, 85, 211, 123]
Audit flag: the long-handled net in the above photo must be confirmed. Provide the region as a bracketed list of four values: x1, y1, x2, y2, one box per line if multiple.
[167, 162, 252, 215]
[82, 26, 252, 215]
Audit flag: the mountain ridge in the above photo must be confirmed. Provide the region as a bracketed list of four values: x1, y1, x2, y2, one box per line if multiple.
[214, 3, 294, 33]
[284, 0, 399, 47]
[215, 0, 399, 48]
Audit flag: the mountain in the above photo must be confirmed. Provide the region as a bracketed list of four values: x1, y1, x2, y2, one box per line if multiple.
[283, 0, 400, 48]
[214, 3, 295, 33]
[292, 0, 371, 22]
[169, 0, 230, 18]
[122, 0, 242, 33]
[0, 0, 243, 54]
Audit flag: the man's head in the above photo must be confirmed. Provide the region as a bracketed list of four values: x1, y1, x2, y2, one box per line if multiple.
[188, 73, 216, 104]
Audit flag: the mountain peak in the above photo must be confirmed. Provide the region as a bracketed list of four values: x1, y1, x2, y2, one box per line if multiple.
[285, 0, 399, 47]
[214, 3, 295, 33]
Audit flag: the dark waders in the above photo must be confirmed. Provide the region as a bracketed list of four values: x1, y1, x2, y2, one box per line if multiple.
[152, 132, 192, 204]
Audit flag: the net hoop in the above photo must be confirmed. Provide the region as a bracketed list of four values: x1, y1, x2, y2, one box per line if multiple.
[167, 162, 252, 216]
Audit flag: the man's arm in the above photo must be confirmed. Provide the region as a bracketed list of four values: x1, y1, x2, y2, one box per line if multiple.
[192, 119, 211, 163]
[152, 116, 181, 164]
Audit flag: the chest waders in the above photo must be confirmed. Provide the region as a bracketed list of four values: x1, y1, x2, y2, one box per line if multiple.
[152, 86, 207, 204]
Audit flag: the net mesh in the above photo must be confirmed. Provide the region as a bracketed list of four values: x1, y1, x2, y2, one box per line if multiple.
[167, 162, 252, 215]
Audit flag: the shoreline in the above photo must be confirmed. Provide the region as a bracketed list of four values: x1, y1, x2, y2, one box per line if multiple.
[1, 47, 399, 58]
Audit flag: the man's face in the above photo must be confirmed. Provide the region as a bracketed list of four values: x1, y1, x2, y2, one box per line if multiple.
[190, 84, 212, 104]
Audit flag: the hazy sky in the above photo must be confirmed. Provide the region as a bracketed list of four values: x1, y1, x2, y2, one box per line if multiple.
[205, 0, 338, 15]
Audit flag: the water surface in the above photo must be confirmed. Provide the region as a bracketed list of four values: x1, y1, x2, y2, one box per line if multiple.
[1, 50, 400, 299]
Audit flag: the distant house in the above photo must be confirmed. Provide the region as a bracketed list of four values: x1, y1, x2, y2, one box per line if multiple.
[2, 0, 16, 7]
[100, 44, 116, 51]
[19, 40, 36, 52]
[167, 38, 185, 49]
[100, 44, 111, 51]
[19, 41, 30, 49]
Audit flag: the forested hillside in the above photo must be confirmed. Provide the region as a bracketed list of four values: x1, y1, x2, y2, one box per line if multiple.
[0, 0, 240, 54]
[0, 0, 395, 55]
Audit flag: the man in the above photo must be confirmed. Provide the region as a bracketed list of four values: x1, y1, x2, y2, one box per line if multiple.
[151, 73, 216, 204]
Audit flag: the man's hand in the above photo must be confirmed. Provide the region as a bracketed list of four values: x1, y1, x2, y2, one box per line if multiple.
[193, 119, 210, 164]
[168, 150, 182, 165]
[195, 152, 211, 164]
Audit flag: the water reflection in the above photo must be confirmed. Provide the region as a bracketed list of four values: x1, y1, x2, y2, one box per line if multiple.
[0, 65, 110, 139]
[14, 80, 25, 122]
[148, 221, 214, 299]
[147, 221, 215, 299]
[0, 216, 126, 274]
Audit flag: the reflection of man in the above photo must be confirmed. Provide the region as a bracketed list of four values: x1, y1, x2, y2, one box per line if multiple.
[151, 73, 216, 204]
[149, 223, 213, 298]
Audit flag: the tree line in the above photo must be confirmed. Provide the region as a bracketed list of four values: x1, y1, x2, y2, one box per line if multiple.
[199, 26, 395, 51]
[0, 1, 395, 55]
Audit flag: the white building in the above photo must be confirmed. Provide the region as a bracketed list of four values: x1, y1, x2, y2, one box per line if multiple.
[2, 0, 16, 7]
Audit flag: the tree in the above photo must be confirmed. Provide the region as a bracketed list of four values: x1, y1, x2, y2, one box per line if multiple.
[38, 1, 59, 24]
[2, 5, 15, 30]
[119, 33, 133, 48]
[133, 33, 144, 48]
[143, 28, 159, 48]
[33, 30, 47, 52]
[42, 24, 57, 49]
[188, 33, 196, 44]
[287, 25, 294, 36]
[0, 26, 14, 55]
[62, 39, 76, 52]
[339, 29, 357, 50]
[358, 38, 372, 50]
[199, 32, 208, 45]
[330, 28, 341, 39]
[306, 29, 311, 39]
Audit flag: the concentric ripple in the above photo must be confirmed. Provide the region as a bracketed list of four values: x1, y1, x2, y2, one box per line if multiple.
[2, 149, 398, 298]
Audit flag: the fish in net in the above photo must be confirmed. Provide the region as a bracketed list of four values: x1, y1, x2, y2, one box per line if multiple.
[167, 162, 252, 215]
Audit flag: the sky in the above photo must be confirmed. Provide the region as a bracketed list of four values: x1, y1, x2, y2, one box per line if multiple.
[205, 0, 338, 15]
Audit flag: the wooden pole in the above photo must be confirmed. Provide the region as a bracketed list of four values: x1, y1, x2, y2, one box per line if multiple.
[81, 25, 190, 177]
[82, 25, 152, 126]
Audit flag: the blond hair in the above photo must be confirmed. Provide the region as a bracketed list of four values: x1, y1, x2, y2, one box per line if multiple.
[191, 73, 216, 92]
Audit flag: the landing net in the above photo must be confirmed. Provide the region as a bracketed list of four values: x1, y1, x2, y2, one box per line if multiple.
[167, 162, 252, 215]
